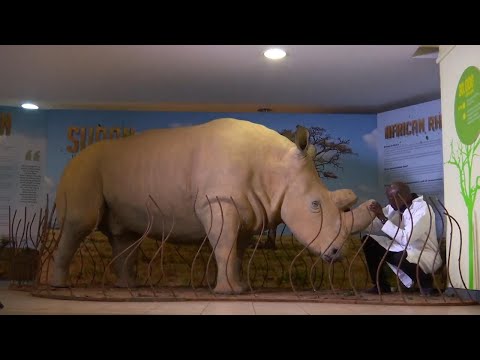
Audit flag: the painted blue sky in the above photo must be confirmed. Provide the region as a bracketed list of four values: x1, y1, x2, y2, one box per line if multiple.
[0, 106, 48, 139]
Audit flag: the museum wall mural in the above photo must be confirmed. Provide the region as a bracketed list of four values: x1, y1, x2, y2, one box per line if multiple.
[0, 107, 48, 243]
[2, 104, 446, 250]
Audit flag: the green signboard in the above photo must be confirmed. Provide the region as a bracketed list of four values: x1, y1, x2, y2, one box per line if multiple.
[454, 66, 480, 145]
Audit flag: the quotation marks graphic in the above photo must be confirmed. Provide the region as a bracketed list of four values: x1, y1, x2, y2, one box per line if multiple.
[25, 150, 40, 161]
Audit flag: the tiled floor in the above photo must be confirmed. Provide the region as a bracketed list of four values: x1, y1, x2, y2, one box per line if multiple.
[2, 282, 480, 315]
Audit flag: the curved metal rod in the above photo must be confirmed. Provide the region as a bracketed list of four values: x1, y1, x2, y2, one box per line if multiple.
[348, 209, 376, 298]
[173, 245, 192, 286]
[144, 203, 165, 288]
[147, 195, 169, 288]
[42, 199, 63, 293]
[76, 208, 103, 288]
[332, 209, 355, 293]
[415, 199, 435, 303]
[247, 216, 265, 295]
[88, 234, 107, 286]
[204, 196, 224, 295]
[289, 235, 300, 284]
[101, 201, 153, 296]
[17, 207, 27, 253]
[259, 231, 271, 289]
[438, 200, 476, 303]
[10, 209, 17, 251]
[8, 206, 11, 251]
[340, 255, 350, 289]
[447, 214, 476, 302]
[368, 195, 404, 302]
[190, 195, 214, 296]
[436, 199, 467, 303]
[43, 201, 61, 292]
[429, 196, 445, 243]
[325, 209, 344, 296]
[147, 196, 176, 297]
[291, 203, 323, 296]
[270, 226, 286, 287]
[387, 194, 413, 303]
[14, 218, 22, 253]
[225, 196, 242, 295]
[123, 203, 154, 297]
[74, 245, 85, 288]
[33, 196, 49, 290]
[427, 197, 448, 302]
[276, 224, 290, 287]
[27, 212, 37, 249]
[190, 188, 208, 288]
[34, 208, 44, 249]
[336, 210, 355, 291]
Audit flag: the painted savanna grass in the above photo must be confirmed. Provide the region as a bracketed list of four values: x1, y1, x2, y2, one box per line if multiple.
[35, 230, 372, 291]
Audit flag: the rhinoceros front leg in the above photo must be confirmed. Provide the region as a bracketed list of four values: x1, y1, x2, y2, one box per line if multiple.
[199, 200, 247, 294]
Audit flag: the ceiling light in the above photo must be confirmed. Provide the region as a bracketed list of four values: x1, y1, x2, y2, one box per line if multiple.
[264, 48, 286, 60]
[21, 103, 39, 110]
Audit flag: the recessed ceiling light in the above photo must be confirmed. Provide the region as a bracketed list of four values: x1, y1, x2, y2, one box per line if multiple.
[21, 103, 39, 110]
[264, 48, 286, 60]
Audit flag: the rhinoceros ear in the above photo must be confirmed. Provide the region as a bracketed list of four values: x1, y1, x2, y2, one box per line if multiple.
[295, 126, 310, 154]
[306, 144, 316, 159]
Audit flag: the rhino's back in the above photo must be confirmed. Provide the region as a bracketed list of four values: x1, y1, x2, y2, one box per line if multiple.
[59, 118, 291, 239]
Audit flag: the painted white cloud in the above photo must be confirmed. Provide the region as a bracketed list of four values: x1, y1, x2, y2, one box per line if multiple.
[0, 134, 46, 153]
[44, 176, 56, 192]
[0, 133, 47, 194]
[357, 184, 376, 194]
[362, 128, 380, 150]
[169, 122, 193, 128]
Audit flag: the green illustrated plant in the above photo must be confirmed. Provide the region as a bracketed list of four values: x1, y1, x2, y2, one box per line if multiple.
[450, 65, 480, 289]
[447, 138, 480, 289]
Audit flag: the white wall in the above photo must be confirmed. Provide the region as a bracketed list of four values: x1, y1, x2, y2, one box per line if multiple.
[438, 45, 480, 290]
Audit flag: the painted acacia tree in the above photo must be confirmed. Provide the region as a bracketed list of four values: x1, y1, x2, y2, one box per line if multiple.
[280, 126, 357, 179]
[447, 136, 480, 289]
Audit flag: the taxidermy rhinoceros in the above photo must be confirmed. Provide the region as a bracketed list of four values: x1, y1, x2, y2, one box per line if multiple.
[51, 118, 375, 293]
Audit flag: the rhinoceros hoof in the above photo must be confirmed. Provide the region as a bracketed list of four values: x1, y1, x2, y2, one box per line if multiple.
[213, 282, 248, 295]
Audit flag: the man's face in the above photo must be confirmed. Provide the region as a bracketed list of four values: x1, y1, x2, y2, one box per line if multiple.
[385, 187, 406, 212]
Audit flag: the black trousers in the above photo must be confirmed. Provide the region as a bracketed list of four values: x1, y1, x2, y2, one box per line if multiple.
[361, 235, 433, 289]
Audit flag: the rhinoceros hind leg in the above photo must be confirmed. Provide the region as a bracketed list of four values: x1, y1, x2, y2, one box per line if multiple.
[107, 232, 140, 288]
[51, 224, 93, 287]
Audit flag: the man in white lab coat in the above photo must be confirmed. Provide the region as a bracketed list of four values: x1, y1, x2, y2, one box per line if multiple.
[361, 181, 443, 295]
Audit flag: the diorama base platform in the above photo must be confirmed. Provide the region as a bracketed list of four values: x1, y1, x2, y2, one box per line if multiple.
[10, 285, 476, 306]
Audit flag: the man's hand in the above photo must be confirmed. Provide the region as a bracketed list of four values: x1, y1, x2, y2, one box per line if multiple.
[368, 201, 386, 220]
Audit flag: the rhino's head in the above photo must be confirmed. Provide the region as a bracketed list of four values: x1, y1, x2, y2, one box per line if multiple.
[280, 126, 375, 262]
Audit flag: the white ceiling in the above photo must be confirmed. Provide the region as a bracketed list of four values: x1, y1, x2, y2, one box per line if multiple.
[0, 45, 440, 114]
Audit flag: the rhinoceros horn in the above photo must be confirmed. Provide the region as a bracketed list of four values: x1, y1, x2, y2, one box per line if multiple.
[344, 199, 377, 234]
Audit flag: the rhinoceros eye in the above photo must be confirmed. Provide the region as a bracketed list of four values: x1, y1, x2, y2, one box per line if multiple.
[311, 200, 321, 212]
